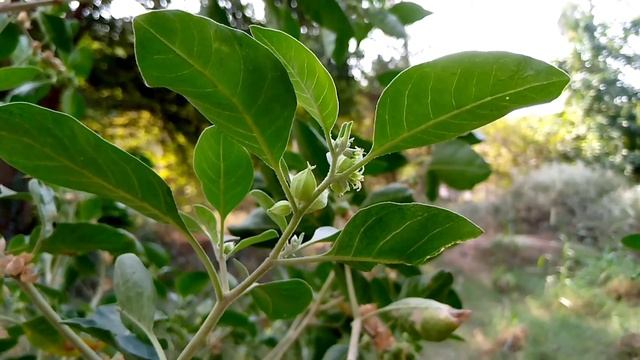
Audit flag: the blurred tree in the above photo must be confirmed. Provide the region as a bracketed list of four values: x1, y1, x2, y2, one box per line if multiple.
[559, 1, 640, 178]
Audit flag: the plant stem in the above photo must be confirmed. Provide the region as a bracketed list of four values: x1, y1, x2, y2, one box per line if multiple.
[275, 165, 297, 211]
[18, 282, 102, 360]
[184, 230, 223, 301]
[218, 216, 229, 293]
[264, 271, 335, 360]
[176, 297, 229, 360]
[121, 311, 167, 360]
[345, 266, 362, 360]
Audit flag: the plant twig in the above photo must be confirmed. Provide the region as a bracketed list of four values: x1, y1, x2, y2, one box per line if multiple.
[218, 216, 229, 293]
[0, 0, 63, 13]
[18, 282, 102, 360]
[264, 271, 336, 360]
[345, 266, 362, 360]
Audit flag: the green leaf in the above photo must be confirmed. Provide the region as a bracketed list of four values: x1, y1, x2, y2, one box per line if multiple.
[250, 279, 313, 319]
[0, 103, 185, 230]
[175, 271, 209, 297]
[6, 81, 51, 103]
[0, 23, 20, 59]
[389, 2, 432, 25]
[322, 344, 348, 360]
[38, 13, 73, 53]
[621, 234, 640, 251]
[294, 119, 330, 176]
[22, 317, 71, 356]
[372, 51, 569, 156]
[251, 26, 338, 132]
[0, 66, 42, 91]
[194, 126, 253, 218]
[61, 87, 86, 119]
[67, 46, 94, 79]
[360, 183, 414, 208]
[41, 223, 137, 255]
[368, 9, 406, 38]
[229, 229, 279, 256]
[249, 189, 287, 231]
[193, 204, 219, 241]
[64, 305, 157, 360]
[428, 140, 491, 190]
[296, 0, 353, 64]
[114, 253, 156, 331]
[134, 10, 297, 167]
[326, 202, 482, 271]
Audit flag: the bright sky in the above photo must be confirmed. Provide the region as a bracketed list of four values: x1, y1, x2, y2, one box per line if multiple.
[108, 0, 640, 116]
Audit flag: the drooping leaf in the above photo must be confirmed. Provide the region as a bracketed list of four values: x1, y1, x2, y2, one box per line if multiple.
[264, 0, 300, 38]
[322, 344, 348, 360]
[229, 229, 279, 256]
[228, 208, 279, 239]
[6, 81, 51, 103]
[621, 233, 640, 251]
[134, 10, 297, 167]
[428, 139, 491, 190]
[38, 13, 73, 53]
[0, 103, 185, 230]
[114, 253, 156, 331]
[0, 23, 20, 59]
[194, 126, 253, 218]
[0, 66, 42, 91]
[372, 52, 569, 156]
[389, 2, 432, 25]
[360, 183, 414, 208]
[219, 309, 258, 336]
[60, 87, 86, 119]
[41, 223, 137, 255]
[250, 279, 313, 319]
[368, 9, 406, 38]
[21, 317, 71, 356]
[326, 202, 482, 271]
[64, 305, 157, 360]
[252, 26, 338, 131]
[249, 189, 287, 231]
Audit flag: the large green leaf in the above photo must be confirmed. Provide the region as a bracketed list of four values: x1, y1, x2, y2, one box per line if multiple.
[194, 126, 253, 218]
[428, 139, 491, 190]
[114, 253, 156, 331]
[251, 26, 338, 132]
[371, 52, 569, 156]
[0, 66, 42, 91]
[0, 103, 184, 230]
[250, 279, 313, 319]
[41, 223, 138, 255]
[134, 10, 296, 167]
[621, 233, 640, 251]
[326, 203, 482, 271]
[389, 2, 432, 25]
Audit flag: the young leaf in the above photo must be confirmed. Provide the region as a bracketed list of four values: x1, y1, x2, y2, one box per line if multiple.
[114, 253, 156, 331]
[193, 204, 219, 241]
[249, 189, 287, 231]
[428, 139, 491, 190]
[251, 26, 339, 131]
[0, 103, 185, 230]
[228, 229, 279, 256]
[326, 202, 482, 271]
[0, 66, 42, 91]
[194, 126, 253, 218]
[371, 51, 569, 156]
[134, 10, 297, 167]
[41, 223, 138, 255]
[389, 2, 432, 25]
[250, 279, 313, 319]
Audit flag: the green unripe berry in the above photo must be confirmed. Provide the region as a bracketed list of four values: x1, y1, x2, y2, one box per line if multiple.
[291, 164, 317, 204]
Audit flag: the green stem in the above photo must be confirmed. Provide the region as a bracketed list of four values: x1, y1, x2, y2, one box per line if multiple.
[218, 216, 229, 293]
[264, 271, 335, 360]
[275, 165, 297, 211]
[18, 282, 102, 360]
[345, 266, 362, 360]
[176, 297, 230, 360]
[183, 230, 223, 301]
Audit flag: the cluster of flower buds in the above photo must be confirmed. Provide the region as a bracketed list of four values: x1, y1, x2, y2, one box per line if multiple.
[329, 122, 365, 196]
[289, 163, 329, 213]
[282, 233, 304, 257]
[0, 237, 38, 283]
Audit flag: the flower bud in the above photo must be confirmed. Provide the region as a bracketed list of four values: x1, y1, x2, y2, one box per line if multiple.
[291, 164, 317, 204]
[223, 242, 235, 255]
[388, 298, 471, 342]
[307, 190, 328, 213]
[333, 122, 353, 154]
[268, 200, 292, 217]
[5, 256, 24, 277]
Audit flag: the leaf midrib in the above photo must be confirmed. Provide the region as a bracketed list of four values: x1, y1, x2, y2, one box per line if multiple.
[372, 77, 567, 156]
[137, 20, 278, 167]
